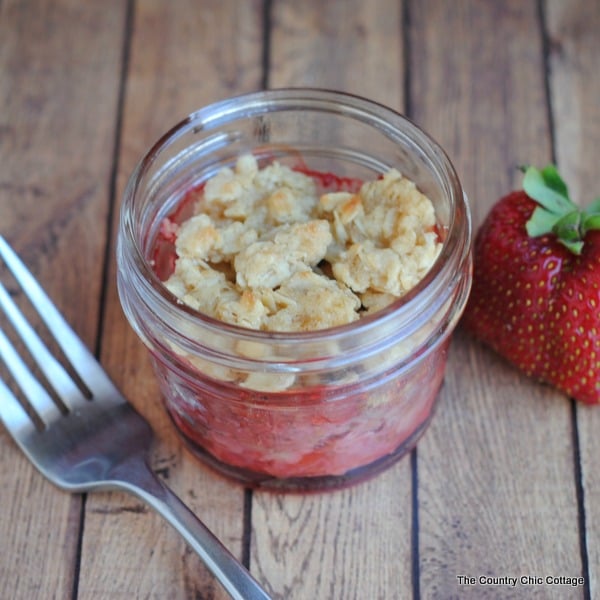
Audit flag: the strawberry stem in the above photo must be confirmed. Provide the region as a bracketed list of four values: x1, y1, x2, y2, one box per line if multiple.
[522, 165, 600, 255]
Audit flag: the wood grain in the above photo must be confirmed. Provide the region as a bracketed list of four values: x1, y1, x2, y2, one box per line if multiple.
[546, 1, 600, 599]
[252, 467, 413, 599]
[269, 0, 405, 109]
[410, 1, 582, 597]
[0, 0, 126, 597]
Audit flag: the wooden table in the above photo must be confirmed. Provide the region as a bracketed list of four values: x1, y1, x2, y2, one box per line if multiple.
[1, 1, 598, 598]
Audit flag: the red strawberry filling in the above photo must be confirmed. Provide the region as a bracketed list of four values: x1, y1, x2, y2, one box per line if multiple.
[151, 345, 445, 480]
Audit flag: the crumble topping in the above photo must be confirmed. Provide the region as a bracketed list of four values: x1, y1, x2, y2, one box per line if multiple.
[164, 155, 442, 332]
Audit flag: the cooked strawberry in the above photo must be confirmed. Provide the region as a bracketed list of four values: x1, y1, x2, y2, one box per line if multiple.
[462, 165, 600, 404]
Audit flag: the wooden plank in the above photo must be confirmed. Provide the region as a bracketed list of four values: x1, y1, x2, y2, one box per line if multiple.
[268, 0, 405, 109]
[252, 1, 414, 598]
[78, 1, 266, 598]
[546, 1, 600, 597]
[0, 0, 127, 598]
[410, 1, 584, 597]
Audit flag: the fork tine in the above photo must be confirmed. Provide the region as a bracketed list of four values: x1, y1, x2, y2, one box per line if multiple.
[0, 326, 62, 425]
[0, 236, 113, 395]
[0, 377, 37, 436]
[0, 281, 89, 411]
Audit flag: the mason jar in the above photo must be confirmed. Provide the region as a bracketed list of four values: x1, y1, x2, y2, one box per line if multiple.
[117, 89, 472, 492]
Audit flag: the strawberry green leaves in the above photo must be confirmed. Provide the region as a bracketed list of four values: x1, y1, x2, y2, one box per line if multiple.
[523, 165, 600, 254]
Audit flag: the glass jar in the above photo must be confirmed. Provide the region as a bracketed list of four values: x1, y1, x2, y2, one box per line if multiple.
[117, 89, 472, 492]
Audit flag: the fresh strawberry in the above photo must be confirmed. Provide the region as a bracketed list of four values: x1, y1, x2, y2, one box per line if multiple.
[462, 165, 600, 404]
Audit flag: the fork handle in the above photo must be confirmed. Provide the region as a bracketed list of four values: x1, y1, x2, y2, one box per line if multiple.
[114, 460, 272, 600]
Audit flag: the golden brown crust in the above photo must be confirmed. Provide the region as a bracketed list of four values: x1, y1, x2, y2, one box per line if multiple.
[165, 155, 442, 331]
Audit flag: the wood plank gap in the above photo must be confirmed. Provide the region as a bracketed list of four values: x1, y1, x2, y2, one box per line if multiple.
[70, 494, 87, 600]
[74, 4, 134, 594]
[410, 448, 420, 600]
[405, 5, 418, 598]
[69, 3, 134, 597]
[537, 0, 557, 165]
[570, 400, 592, 600]
[402, 0, 413, 119]
[94, 0, 135, 361]
[260, 0, 272, 90]
[241, 488, 253, 569]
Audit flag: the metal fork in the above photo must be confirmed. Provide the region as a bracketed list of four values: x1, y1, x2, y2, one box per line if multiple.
[0, 236, 271, 600]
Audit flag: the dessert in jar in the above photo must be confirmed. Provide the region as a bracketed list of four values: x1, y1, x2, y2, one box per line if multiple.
[117, 89, 472, 491]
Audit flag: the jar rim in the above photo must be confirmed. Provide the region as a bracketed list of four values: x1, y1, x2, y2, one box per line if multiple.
[121, 87, 472, 346]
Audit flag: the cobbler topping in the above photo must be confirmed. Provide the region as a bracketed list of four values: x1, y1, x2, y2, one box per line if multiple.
[161, 155, 442, 331]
